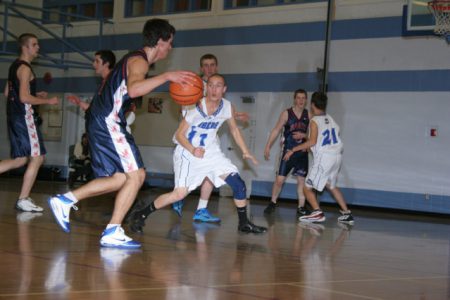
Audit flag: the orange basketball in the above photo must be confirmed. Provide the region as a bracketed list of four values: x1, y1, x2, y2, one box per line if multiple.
[169, 75, 203, 106]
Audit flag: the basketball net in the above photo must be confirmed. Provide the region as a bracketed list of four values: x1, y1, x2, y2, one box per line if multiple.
[428, 0, 450, 37]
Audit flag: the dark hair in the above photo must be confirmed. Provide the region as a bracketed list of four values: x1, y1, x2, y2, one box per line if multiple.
[207, 73, 226, 85]
[200, 54, 218, 67]
[81, 133, 89, 156]
[294, 88, 307, 99]
[18, 33, 37, 52]
[311, 91, 328, 111]
[142, 18, 175, 48]
[95, 50, 116, 70]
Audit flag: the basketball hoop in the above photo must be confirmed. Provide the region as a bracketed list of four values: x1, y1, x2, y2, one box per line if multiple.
[428, 0, 450, 37]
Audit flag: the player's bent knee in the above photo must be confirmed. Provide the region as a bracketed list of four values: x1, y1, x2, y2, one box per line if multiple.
[173, 188, 188, 200]
[137, 168, 146, 184]
[224, 173, 246, 200]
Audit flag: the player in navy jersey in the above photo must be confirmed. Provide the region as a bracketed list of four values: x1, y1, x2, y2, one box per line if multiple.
[0, 33, 59, 212]
[48, 19, 197, 249]
[128, 74, 267, 234]
[67, 50, 116, 111]
[264, 89, 310, 216]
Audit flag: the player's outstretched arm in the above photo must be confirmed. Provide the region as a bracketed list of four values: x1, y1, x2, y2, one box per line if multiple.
[126, 56, 197, 99]
[264, 110, 288, 160]
[18, 66, 58, 106]
[227, 106, 258, 165]
[67, 95, 90, 111]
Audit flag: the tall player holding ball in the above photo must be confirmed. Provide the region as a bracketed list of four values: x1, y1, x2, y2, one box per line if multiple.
[48, 18, 198, 249]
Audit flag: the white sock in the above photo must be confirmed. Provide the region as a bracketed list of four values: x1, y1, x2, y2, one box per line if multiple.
[197, 199, 208, 210]
[106, 224, 120, 229]
[63, 192, 78, 203]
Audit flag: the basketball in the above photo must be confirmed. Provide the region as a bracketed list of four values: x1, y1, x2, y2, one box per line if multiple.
[169, 75, 203, 106]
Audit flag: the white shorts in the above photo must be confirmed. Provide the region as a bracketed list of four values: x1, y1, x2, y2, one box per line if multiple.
[173, 145, 238, 192]
[305, 152, 342, 192]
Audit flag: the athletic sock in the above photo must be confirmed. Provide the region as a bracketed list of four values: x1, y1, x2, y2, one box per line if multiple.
[64, 191, 78, 203]
[236, 206, 248, 225]
[140, 201, 157, 218]
[106, 224, 120, 229]
[197, 199, 208, 210]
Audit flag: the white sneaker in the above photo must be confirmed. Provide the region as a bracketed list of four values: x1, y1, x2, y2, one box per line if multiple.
[100, 226, 141, 249]
[16, 197, 44, 212]
[299, 209, 326, 223]
[16, 212, 43, 223]
[48, 194, 78, 233]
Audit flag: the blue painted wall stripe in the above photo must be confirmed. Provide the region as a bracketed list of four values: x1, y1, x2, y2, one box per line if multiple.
[1, 69, 447, 93]
[3, 16, 418, 54]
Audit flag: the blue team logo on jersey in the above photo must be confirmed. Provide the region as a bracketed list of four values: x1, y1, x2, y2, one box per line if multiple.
[198, 121, 219, 129]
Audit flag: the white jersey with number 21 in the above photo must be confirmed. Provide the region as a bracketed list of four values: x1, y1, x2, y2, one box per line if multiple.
[310, 114, 343, 156]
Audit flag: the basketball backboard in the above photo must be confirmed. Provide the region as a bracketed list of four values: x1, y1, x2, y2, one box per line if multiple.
[404, 0, 434, 32]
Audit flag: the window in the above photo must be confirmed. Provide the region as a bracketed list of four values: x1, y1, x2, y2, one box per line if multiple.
[224, 0, 325, 9]
[124, 0, 211, 18]
[42, 0, 114, 23]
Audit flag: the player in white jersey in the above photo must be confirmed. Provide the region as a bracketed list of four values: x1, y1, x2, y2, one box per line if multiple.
[283, 92, 354, 224]
[129, 74, 267, 234]
[170, 54, 249, 224]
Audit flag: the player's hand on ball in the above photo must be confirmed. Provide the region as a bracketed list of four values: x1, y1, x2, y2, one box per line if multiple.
[193, 147, 205, 158]
[167, 71, 198, 85]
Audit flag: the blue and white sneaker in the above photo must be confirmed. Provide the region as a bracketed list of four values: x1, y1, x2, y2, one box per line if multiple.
[100, 225, 141, 249]
[48, 194, 78, 233]
[193, 208, 221, 223]
[172, 200, 184, 217]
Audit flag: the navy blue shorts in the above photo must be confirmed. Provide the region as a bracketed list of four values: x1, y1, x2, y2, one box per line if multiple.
[7, 113, 46, 158]
[86, 114, 144, 178]
[277, 150, 308, 177]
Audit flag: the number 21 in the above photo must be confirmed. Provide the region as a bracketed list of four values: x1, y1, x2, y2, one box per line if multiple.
[322, 128, 338, 146]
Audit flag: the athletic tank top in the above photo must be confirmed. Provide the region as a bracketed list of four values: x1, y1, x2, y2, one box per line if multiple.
[282, 108, 309, 150]
[310, 114, 343, 155]
[88, 50, 147, 125]
[7, 59, 36, 116]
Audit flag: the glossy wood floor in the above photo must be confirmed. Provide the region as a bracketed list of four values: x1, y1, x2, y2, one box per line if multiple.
[0, 177, 449, 300]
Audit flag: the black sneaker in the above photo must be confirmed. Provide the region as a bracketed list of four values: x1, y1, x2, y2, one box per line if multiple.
[263, 202, 277, 214]
[296, 206, 309, 216]
[128, 209, 147, 234]
[338, 211, 354, 224]
[238, 221, 267, 234]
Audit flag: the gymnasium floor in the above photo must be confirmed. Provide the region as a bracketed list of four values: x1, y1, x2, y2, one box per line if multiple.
[0, 177, 449, 299]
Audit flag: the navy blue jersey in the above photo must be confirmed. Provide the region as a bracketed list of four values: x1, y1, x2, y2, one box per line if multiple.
[6, 59, 45, 158]
[88, 50, 146, 123]
[86, 50, 145, 177]
[7, 60, 36, 116]
[282, 108, 309, 151]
